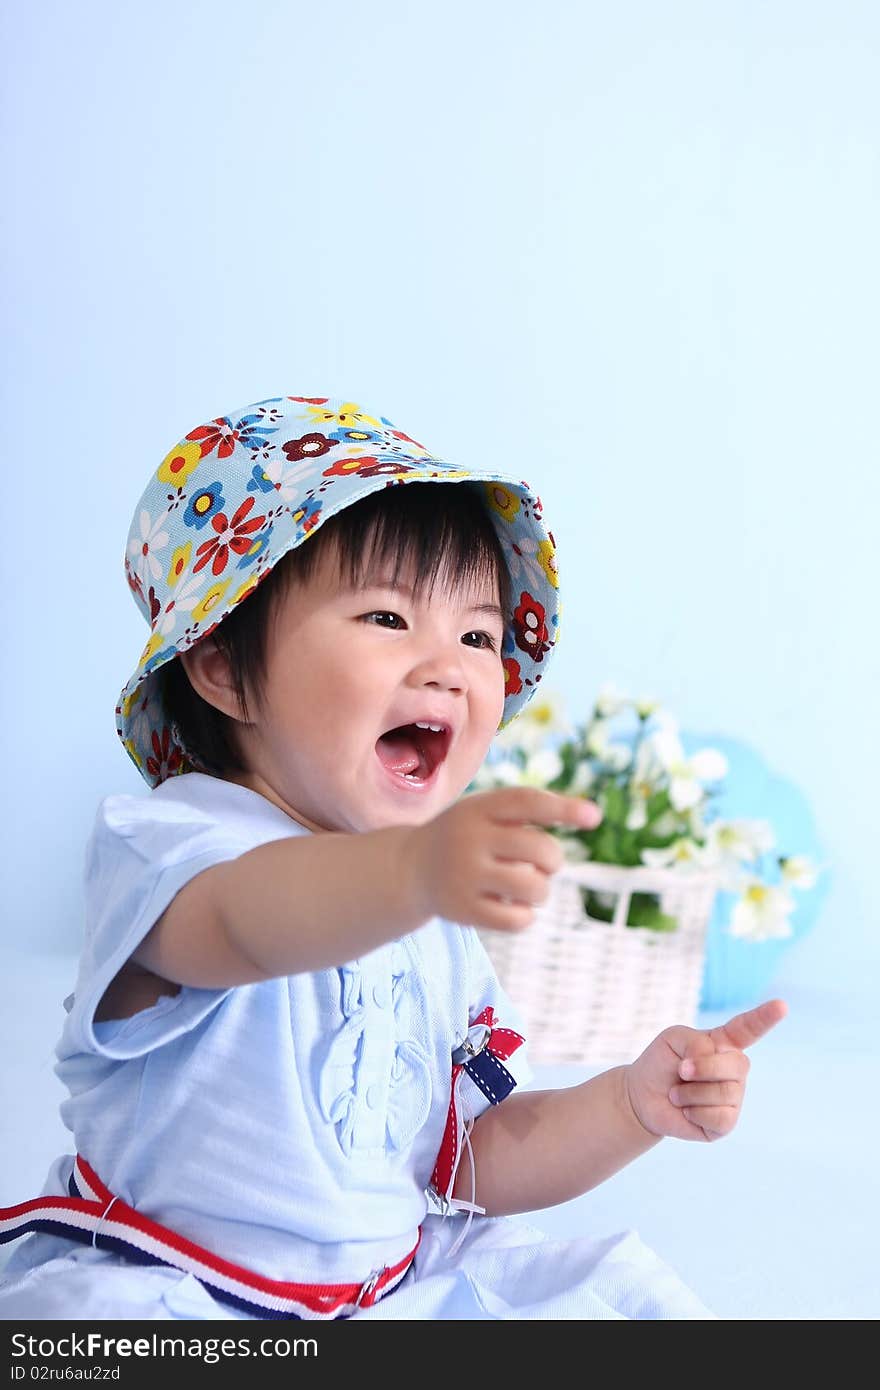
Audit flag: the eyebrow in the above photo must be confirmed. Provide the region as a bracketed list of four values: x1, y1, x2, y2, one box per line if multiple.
[354, 577, 505, 622]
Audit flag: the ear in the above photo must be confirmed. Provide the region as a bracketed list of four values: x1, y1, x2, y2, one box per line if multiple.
[179, 638, 247, 723]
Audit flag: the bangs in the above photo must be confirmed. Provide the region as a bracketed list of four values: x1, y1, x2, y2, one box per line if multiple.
[319, 482, 511, 615]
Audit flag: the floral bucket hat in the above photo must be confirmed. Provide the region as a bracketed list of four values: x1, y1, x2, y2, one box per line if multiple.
[117, 394, 562, 788]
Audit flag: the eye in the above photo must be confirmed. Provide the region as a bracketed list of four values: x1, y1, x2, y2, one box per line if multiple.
[463, 630, 499, 653]
[361, 611, 405, 629]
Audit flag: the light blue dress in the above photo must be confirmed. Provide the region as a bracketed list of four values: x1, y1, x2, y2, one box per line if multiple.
[0, 773, 714, 1319]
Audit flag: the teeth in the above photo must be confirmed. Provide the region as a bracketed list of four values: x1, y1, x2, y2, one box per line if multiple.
[415, 722, 444, 732]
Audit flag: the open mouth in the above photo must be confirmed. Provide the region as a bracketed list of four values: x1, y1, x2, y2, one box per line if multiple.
[375, 721, 452, 788]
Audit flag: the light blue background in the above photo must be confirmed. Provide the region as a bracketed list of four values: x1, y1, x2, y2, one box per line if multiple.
[2, 3, 877, 1001]
[2, 2, 880, 1322]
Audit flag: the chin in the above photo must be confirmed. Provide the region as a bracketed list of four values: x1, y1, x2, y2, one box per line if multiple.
[361, 800, 453, 833]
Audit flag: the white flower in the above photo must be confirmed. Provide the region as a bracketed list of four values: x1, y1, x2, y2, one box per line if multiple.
[626, 794, 648, 832]
[594, 682, 630, 719]
[584, 719, 610, 756]
[705, 818, 775, 860]
[254, 456, 316, 502]
[631, 730, 667, 784]
[779, 855, 819, 890]
[469, 757, 518, 790]
[493, 689, 573, 755]
[608, 744, 632, 771]
[620, 733, 670, 828]
[641, 838, 712, 872]
[569, 761, 597, 795]
[700, 818, 777, 890]
[584, 717, 633, 772]
[647, 727, 728, 811]
[634, 694, 661, 719]
[728, 881, 796, 942]
[128, 508, 170, 584]
[624, 737, 668, 829]
[155, 567, 209, 636]
[498, 531, 549, 598]
[651, 810, 681, 838]
[478, 748, 564, 789]
[519, 748, 565, 786]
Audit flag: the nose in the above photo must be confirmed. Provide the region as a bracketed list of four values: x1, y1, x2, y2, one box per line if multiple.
[407, 636, 469, 694]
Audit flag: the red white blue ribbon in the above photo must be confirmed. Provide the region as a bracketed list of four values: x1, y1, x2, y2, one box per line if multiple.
[0, 1155, 418, 1320]
[430, 1005, 525, 1218]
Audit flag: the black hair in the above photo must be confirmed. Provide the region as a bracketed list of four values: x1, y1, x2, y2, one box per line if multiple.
[158, 481, 512, 776]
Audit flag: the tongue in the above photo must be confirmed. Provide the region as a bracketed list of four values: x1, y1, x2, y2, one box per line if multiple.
[376, 727, 429, 778]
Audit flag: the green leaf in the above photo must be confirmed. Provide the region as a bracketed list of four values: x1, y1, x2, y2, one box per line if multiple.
[590, 821, 623, 864]
[625, 893, 680, 932]
[579, 888, 614, 921]
[644, 789, 671, 823]
[601, 782, 628, 825]
[579, 888, 679, 932]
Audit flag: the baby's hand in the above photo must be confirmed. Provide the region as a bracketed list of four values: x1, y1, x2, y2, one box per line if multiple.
[407, 786, 601, 932]
[622, 999, 788, 1142]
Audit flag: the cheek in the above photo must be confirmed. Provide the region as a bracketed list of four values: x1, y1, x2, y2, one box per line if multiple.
[491, 661, 507, 716]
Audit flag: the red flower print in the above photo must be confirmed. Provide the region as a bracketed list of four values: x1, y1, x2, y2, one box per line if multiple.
[186, 416, 241, 460]
[388, 428, 428, 452]
[147, 586, 161, 627]
[193, 497, 266, 577]
[503, 656, 523, 697]
[323, 455, 415, 480]
[282, 433, 338, 463]
[146, 726, 184, 782]
[125, 559, 144, 604]
[287, 397, 330, 405]
[512, 592, 552, 662]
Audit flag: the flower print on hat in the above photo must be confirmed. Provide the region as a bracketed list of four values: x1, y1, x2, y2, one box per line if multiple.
[116, 395, 561, 788]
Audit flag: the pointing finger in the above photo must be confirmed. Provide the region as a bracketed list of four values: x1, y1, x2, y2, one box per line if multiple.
[488, 787, 603, 831]
[711, 998, 788, 1053]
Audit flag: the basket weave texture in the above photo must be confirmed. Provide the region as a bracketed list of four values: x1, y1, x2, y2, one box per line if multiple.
[478, 861, 719, 1066]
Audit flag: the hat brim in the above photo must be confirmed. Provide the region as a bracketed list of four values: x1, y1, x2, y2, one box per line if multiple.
[117, 408, 560, 787]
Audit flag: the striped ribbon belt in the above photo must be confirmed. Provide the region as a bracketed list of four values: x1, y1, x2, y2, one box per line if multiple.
[1, 1006, 524, 1318]
[0, 1155, 419, 1320]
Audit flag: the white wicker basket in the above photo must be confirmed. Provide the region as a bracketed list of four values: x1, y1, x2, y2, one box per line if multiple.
[477, 861, 719, 1066]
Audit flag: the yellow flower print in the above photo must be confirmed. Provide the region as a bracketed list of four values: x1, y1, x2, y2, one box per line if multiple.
[304, 401, 383, 432]
[401, 468, 470, 482]
[157, 440, 202, 487]
[166, 543, 192, 588]
[123, 737, 144, 770]
[484, 482, 521, 524]
[122, 685, 146, 719]
[139, 632, 164, 667]
[192, 580, 231, 624]
[537, 538, 559, 590]
[232, 574, 260, 606]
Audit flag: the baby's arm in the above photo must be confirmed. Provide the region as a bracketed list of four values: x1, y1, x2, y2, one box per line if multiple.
[133, 786, 598, 990]
[454, 1000, 786, 1215]
[452, 1066, 659, 1214]
[133, 824, 425, 987]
